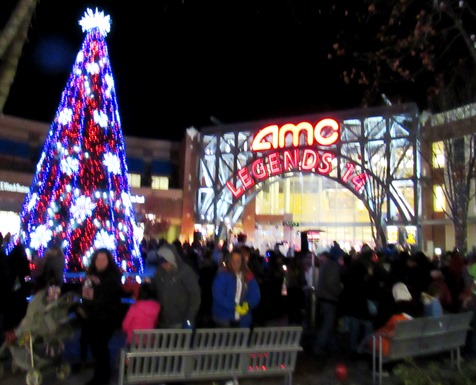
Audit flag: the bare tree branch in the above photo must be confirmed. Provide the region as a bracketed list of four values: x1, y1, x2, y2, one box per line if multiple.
[0, 0, 37, 59]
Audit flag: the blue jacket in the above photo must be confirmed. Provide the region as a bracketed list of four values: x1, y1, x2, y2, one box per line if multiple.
[212, 269, 260, 327]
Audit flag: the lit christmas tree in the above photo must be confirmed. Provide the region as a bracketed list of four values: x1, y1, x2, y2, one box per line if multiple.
[17, 8, 143, 273]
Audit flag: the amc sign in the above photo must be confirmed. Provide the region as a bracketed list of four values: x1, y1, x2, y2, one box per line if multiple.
[226, 118, 369, 199]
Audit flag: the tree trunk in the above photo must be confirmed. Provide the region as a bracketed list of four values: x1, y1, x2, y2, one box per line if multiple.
[375, 223, 387, 250]
[453, 217, 467, 253]
[0, 0, 38, 111]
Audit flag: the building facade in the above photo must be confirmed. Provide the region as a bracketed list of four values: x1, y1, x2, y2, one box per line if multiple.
[191, 103, 476, 255]
[1, 103, 476, 256]
[193, 103, 421, 254]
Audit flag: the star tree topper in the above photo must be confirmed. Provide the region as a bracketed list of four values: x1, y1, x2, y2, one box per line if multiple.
[79, 8, 111, 36]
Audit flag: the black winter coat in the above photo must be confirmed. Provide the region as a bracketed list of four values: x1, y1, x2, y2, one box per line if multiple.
[82, 269, 122, 326]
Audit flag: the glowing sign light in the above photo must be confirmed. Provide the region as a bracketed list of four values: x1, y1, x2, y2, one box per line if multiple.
[226, 118, 369, 199]
[226, 149, 336, 198]
[251, 118, 340, 151]
[0, 181, 29, 193]
[306, 230, 321, 241]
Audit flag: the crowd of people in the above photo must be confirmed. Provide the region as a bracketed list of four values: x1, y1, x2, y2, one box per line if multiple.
[311, 242, 476, 361]
[137, 237, 476, 362]
[2, 232, 476, 384]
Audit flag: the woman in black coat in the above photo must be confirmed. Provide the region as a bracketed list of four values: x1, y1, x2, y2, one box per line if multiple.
[3, 243, 31, 332]
[81, 248, 123, 385]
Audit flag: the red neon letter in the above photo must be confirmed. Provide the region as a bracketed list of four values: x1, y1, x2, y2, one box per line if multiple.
[268, 152, 282, 175]
[342, 163, 355, 182]
[318, 152, 334, 174]
[238, 167, 255, 190]
[352, 173, 369, 192]
[226, 181, 245, 199]
[315, 118, 340, 146]
[251, 125, 278, 151]
[283, 150, 299, 171]
[251, 158, 268, 180]
[301, 149, 319, 170]
[278, 122, 314, 149]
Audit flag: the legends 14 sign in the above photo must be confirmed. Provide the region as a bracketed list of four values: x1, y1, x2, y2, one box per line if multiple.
[226, 118, 369, 199]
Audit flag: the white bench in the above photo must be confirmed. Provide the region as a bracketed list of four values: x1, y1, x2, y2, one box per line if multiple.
[118, 326, 303, 385]
[369, 311, 473, 384]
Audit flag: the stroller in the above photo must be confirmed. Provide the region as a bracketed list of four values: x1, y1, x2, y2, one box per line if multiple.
[0, 286, 76, 385]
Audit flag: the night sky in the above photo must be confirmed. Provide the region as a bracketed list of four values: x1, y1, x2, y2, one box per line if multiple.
[2, 1, 386, 141]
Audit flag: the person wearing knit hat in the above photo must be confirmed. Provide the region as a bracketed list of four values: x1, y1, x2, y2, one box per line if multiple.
[392, 282, 412, 302]
[156, 246, 177, 268]
[151, 243, 201, 328]
[391, 281, 423, 318]
[360, 282, 416, 358]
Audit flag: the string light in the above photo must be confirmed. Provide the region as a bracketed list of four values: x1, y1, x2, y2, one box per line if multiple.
[17, 9, 143, 274]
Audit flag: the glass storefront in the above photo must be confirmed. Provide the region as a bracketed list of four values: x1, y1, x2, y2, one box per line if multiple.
[252, 174, 374, 254]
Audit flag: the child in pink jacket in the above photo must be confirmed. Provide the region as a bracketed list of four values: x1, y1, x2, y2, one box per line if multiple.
[122, 282, 160, 345]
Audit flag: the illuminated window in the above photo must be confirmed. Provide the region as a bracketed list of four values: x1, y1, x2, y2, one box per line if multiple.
[433, 185, 445, 212]
[127, 173, 141, 188]
[432, 142, 445, 168]
[151, 176, 169, 190]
